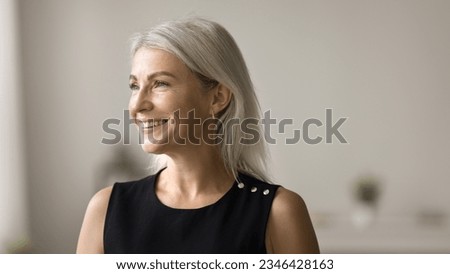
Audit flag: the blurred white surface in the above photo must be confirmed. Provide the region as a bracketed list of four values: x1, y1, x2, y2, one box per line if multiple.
[0, 0, 29, 253]
[316, 213, 450, 253]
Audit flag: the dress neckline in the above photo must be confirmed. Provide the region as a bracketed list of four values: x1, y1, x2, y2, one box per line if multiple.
[150, 168, 238, 211]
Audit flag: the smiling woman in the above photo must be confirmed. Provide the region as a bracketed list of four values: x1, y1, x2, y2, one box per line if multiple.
[76, 17, 319, 254]
[128, 48, 220, 151]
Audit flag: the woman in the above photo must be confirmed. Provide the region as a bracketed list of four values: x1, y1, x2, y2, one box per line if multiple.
[77, 17, 319, 254]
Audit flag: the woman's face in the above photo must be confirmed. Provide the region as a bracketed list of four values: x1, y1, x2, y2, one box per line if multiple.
[129, 48, 213, 154]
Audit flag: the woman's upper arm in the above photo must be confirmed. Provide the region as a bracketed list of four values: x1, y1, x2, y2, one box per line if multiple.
[266, 187, 320, 254]
[76, 186, 112, 254]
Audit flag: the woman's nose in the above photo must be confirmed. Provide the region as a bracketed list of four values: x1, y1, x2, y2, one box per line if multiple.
[129, 89, 153, 116]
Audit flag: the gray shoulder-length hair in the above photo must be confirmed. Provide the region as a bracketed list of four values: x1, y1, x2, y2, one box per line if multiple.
[130, 17, 271, 183]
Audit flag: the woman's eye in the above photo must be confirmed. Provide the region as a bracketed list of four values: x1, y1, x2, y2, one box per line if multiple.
[129, 83, 139, 91]
[154, 80, 169, 88]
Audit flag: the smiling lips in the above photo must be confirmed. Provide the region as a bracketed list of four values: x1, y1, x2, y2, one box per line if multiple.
[140, 118, 170, 129]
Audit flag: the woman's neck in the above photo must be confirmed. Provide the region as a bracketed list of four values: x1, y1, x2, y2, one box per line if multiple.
[158, 145, 235, 197]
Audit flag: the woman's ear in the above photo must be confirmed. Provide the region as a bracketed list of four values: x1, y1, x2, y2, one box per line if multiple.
[211, 84, 232, 115]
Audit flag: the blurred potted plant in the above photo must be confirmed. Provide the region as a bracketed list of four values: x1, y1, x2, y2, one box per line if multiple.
[351, 175, 381, 230]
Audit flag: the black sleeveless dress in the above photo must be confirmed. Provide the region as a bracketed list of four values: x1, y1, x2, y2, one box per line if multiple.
[104, 169, 280, 254]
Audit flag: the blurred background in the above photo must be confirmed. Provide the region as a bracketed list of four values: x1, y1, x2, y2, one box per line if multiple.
[1, 0, 449, 253]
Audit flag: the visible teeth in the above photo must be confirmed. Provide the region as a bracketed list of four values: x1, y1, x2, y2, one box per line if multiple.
[142, 119, 167, 128]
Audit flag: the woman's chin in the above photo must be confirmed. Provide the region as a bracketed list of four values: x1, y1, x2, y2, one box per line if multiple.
[140, 140, 168, 154]
[139, 129, 170, 151]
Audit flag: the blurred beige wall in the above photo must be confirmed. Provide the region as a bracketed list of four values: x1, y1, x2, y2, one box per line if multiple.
[0, 0, 29, 253]
[12, 0, 450, 253]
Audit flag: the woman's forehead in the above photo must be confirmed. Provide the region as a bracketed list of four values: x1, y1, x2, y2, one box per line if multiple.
[131, 48, 190, 79]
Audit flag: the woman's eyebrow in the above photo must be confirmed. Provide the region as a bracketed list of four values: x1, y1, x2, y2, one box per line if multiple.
[129, 71, 178, 81]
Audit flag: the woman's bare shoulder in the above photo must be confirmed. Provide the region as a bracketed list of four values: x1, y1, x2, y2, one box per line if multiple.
[76, 186, 113, 254]
[89, 186, 113, 209]
[266, 186, 320, 253]
[273, 187, 306, 209]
